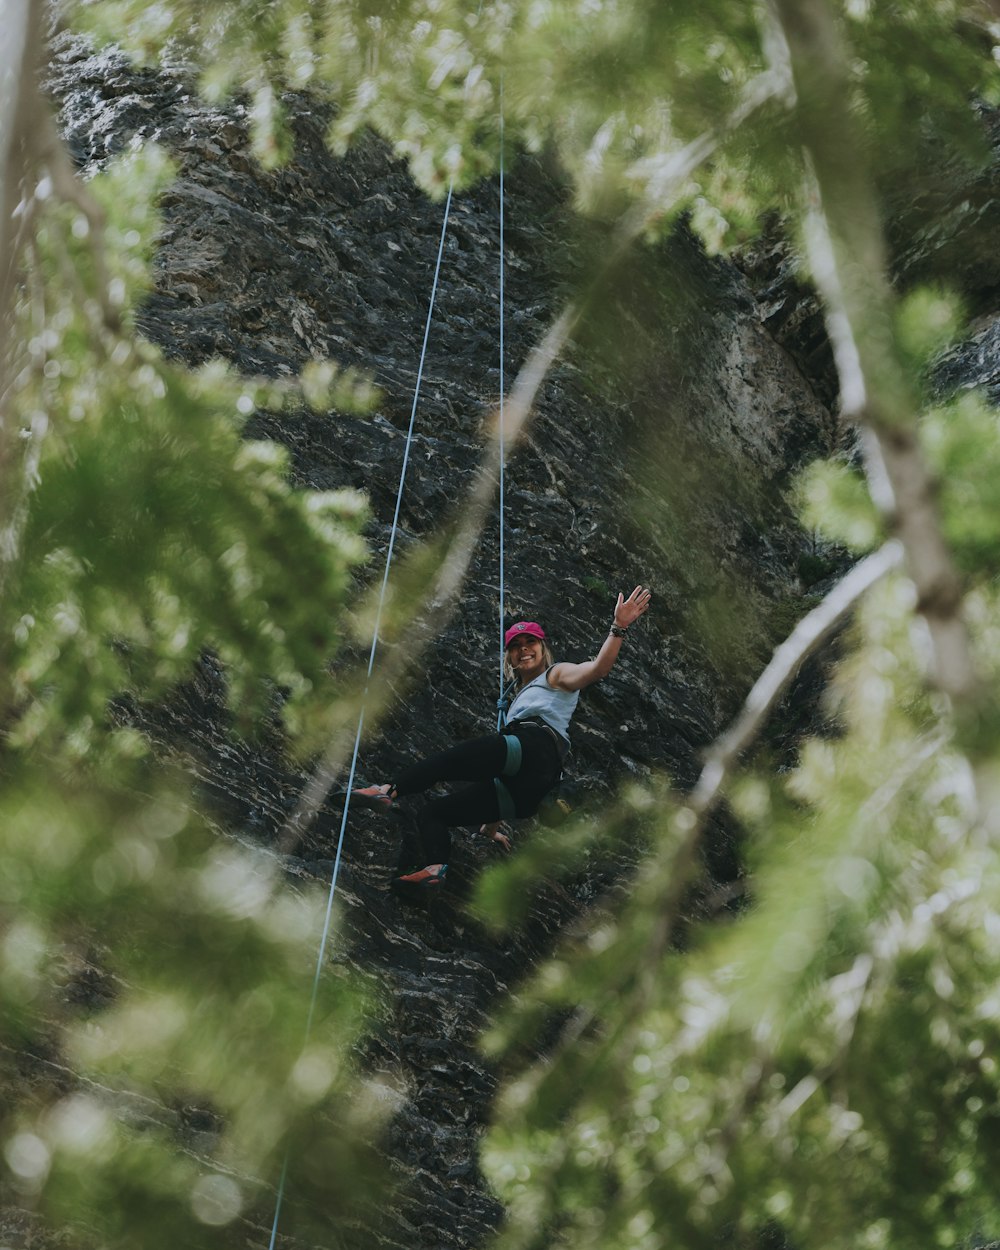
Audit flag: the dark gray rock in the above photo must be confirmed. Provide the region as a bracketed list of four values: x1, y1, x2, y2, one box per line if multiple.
[935, 313, 1000, 405]
[36, 29, 864, 1250]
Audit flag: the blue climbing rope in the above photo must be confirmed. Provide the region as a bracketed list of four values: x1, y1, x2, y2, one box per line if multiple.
[268, 182, 455, 1250]
[497, 91, 507, 732]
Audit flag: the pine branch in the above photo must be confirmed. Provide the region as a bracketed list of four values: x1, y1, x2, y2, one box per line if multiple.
[691, 540, 904, 815]
[637, 540, 903, 1000]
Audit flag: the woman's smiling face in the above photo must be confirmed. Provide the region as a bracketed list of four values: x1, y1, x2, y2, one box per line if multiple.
[507, 634, 546, 681]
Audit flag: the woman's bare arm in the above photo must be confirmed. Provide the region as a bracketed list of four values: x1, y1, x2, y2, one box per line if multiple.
[549, 586, 651, 692]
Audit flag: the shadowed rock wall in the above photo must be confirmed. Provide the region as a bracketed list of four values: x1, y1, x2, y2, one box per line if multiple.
[40, 31, 849, 1250]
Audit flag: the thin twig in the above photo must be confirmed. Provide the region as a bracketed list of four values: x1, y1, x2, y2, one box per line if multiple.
[850, 728, 949, 835]
[636, 540, 903, 1002]
[759, 952, 874, 1144]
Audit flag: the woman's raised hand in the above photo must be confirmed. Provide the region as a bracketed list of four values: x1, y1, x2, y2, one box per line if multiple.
[614, 585, 652, 629]
[550, 584, 652, 691]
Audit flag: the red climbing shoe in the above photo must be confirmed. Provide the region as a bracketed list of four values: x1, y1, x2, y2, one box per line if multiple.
[352, 784, 397, 811]
[391, 863, 448, 892]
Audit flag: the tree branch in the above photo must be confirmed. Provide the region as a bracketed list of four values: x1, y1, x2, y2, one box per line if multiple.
[690, 540, 904, 815]
[0, 0, 43, 597]
[768, 0, 980, 714]
[637, 540, 903, 1002]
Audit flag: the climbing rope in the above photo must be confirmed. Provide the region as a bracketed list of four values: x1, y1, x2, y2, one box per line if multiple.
[271, 71, 510, 1248]
[268, 183, 455, 1250]
[497, 89, 507, 731]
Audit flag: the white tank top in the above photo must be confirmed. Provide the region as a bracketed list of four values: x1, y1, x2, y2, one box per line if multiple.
[506, 667, 579, 743]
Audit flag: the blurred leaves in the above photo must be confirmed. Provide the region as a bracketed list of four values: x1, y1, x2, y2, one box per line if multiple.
[923, 391, 1000, 577]
[0, 762, 391, 1249]
[798, 458, 883, 553]
[1, 42, 384, 1250]
[3, 144, 370, 755]
[481, 568, 1000, 1250]
[472, 784, 661, 934]
[65, 0, 995, 230]
[2, 1, 998, 1248]
[896, 286, 965, 374]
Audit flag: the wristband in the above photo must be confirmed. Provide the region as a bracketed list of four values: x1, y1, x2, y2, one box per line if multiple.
[609, 624, 627, 638]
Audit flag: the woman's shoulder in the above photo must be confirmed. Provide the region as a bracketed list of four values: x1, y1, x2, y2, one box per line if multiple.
[545, 663, 579, 694]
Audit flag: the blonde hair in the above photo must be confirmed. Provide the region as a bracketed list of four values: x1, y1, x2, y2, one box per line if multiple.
[503, 640, 555, 688]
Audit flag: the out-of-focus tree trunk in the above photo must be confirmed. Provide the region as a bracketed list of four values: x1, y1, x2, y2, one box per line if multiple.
[0, 0, 42, 582]
[769, 0, 980, 717]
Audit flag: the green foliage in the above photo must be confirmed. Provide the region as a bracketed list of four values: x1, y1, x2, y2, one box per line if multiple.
[472, 783, 661, 933]
[799, 307, 1000, 580]
[66, 0, 993, 235]
[481, 575, 1000, 1250]
[923, 392, 1000, 578]
[798, 458, 883, 553]
[0, 759, 390, 1248]
[2, 46, 383, 1249]
[3, 0, 997, 1247]
[896, 286, 965, 375]
[3, 145, 370, 754]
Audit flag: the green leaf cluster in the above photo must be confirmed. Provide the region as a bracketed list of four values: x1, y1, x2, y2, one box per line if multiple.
[3, 145, 370, 754]
[481, 567, 1000, 1250]
[0, 760, 390, 1248]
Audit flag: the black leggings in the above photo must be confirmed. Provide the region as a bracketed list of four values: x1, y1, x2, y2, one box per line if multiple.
[393, 723, 562, 868]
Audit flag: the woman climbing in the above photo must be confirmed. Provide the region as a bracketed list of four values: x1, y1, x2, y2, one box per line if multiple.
[354, 585, 652, 894]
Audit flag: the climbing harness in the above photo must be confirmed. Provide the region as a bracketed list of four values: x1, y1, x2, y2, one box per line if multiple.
[493, 728, 522, 822]
[500, 732, 523, 776]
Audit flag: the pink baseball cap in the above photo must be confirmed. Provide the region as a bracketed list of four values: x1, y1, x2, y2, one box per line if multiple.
[505, 621, 546, 648]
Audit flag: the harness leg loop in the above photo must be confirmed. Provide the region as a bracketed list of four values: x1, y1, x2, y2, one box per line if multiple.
[494, 777, 517, 822]
[501, 733, 522, 778]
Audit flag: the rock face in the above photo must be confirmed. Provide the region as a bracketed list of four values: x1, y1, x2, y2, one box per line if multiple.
[34, 31, 927, 1250]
